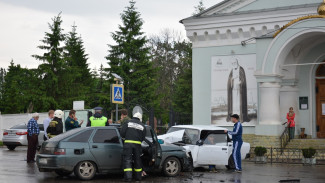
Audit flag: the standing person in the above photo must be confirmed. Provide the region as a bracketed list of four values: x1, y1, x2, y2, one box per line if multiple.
[27, 113, 40, 163]
[65, 110, 84, 131]
[43, 110, 54, 140]
[287, 107, 296, 139]
[224, 114, 243, 173]
[47, 110, 64, 139]
[118, 109, 130, 126]
[87, 107, 108, 127]
[120, 112, 146, 182]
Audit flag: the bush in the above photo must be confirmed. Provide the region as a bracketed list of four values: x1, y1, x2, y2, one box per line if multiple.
[302, 147, 316, 158]
[254, 146, 267, 156]
[0, 141, 3, 146]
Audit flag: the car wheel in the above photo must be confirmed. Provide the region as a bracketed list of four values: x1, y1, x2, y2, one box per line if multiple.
[74, 161, 97, 180]
[226, 154, 236, 170]
[163, 157, 181, 177]
[7, 145, 16, 151]
[55, 170, 72, 177]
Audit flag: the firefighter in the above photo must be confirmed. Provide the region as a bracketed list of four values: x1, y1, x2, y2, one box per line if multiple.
[120, 111, 146, 182]
[46, 110, 64, 139]
[87, 107, 108, 127]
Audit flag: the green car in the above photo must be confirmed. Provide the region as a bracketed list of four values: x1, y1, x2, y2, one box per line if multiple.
[36, 125, 192, 180]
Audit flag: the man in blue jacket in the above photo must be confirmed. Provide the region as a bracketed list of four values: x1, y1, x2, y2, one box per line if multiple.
[225, 114, 243, 173]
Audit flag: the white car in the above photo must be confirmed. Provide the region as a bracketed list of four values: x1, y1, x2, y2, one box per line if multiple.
[158, 125, 250, 169]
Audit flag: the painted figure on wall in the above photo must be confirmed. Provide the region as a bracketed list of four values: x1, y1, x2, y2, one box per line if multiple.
[227, 57, 249, 122]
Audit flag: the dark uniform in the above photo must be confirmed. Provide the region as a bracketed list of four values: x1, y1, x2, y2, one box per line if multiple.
[120, 117, 146, 181]
[46, 117, 63, 139]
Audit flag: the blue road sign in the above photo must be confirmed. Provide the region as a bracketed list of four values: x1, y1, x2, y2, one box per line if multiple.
[112, 84, 124, 104]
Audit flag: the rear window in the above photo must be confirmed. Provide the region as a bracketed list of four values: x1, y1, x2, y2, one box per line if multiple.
[68, 129, 94, 142]
[92, 129, 119, 144]
[48, 128, 85, 142]
[11, 124, 27, 129]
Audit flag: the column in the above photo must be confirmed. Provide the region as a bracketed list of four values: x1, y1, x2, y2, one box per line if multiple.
[259, 82, 281, 125]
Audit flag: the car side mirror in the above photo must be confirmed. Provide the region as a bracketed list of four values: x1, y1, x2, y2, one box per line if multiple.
[196, 139, 203, 146]
[158, 139, 164, 145]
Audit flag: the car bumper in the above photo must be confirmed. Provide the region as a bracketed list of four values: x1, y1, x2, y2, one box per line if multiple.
[36, 154, 73, 172]
[2, 138, 26, 146]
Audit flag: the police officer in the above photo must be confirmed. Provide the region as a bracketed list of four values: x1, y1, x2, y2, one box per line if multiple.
[87, 107, 108, 127]
[120, 111, 146, 182]
[47, 110, 64, 139]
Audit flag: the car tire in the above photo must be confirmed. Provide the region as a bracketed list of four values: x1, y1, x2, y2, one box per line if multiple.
[7, 145, 16, 151]
[74, 161, 97, 180]
[55, 170, 72, 177]
[226, 154, 236, 170]
[162, 157, 181, 177]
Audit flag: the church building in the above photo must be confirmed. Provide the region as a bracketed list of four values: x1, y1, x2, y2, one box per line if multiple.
[181, 0, 325, 146]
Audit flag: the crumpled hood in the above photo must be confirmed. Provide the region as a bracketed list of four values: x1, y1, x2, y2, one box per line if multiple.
[158, 129, 185, 144]
[160, 144, 184, 152]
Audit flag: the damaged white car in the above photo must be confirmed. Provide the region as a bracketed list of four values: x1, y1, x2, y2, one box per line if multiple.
[158, 125, 250, 169]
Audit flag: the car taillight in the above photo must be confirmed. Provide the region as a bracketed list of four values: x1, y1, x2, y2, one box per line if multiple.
[54, 148, 66, 155]
[16, 132, 28, 135]
[3, 132, 8, 136]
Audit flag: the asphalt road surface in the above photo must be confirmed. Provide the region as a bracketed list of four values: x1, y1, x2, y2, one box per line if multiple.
[0, 146, 324, 183]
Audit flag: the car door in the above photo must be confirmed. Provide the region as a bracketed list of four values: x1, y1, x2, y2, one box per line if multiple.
[89, 129, 123, 170]
[196, 133, 229, 165]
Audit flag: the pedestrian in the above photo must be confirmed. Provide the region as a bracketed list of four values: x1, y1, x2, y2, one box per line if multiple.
[87, 107, 108, 127]
[224, 114, 243, 173]
[120, 111, 146, 182]
[118, 109, 130, 126]
[47, 110, 64, 139]
[287, 107, 296, 139]
[43, 110, 54, 141]
[65, 110, 84, 131]
[27, 113, 40, 163]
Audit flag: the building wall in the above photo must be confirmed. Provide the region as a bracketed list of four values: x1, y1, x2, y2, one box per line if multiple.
[192, 44, 256, 130]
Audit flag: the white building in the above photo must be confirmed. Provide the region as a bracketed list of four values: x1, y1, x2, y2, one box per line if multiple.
[181, 0, 325, 146]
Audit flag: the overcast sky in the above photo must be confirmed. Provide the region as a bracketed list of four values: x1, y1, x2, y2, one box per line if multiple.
[0, 0, 222, 70]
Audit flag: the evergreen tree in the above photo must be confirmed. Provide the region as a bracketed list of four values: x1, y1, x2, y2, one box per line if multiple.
[106, 0, 156, 111]
[193, 0, 206, 15]
[32, 13, 66, 109]
[63, 24, 92, 108]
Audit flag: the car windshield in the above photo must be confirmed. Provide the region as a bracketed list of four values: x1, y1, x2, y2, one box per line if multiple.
[167, 127, 200, 145]
[10, 124, 27, 129]
[48, 128, 85, 142]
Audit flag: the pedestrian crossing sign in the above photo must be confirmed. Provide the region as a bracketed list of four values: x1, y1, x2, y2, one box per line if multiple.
[111, 84, 124, 104]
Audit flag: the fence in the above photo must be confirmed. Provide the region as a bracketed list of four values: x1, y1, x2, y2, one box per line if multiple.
[247, 147, 325, 165]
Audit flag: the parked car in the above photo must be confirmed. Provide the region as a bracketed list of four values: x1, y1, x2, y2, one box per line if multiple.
[2, 123, 45, 150]
[158, 125, 250, 169]
[36, 125, 191, 180]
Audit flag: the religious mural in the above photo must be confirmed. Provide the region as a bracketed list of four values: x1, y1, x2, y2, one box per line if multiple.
[211, 54, 257, 126]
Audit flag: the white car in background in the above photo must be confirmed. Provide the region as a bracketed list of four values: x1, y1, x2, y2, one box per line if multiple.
[158, 125, 250, 169]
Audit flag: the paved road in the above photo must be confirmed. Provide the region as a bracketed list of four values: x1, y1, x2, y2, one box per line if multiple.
[0, 146, 324, 183]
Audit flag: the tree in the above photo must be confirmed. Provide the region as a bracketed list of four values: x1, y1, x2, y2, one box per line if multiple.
[63, 24, 92, 108]
[32, 13, 66, 109]
[106, 0, 156, 112]
[193, 0, 206, 15]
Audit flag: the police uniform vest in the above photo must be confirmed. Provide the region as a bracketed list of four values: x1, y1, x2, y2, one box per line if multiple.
[89, 116, 107, 127]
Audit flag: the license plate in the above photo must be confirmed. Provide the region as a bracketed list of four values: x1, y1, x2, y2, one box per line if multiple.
[39, 158, 47, 164]
[8, 133, 16, 136]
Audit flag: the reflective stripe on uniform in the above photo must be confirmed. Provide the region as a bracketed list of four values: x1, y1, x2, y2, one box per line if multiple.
[124, 168, 132, 172]
[134, 168, 142, 172]
[124, 140, 141, 144]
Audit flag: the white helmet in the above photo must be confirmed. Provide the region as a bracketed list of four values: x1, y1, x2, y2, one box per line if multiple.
[54, 110, 64, 119]
[133, 112, 142, 122]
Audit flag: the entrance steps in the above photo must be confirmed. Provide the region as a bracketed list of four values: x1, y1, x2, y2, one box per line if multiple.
[285, 139, 325, 149]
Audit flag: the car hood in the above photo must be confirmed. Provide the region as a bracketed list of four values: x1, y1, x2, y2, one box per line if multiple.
[158, 130, 185, 144]
[160, 144, 184, 152]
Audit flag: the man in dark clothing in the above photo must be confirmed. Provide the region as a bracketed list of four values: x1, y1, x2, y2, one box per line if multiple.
[120, 112, 146, 182]
[47, 110, 64, 139]
[225, 114, 243, 173]
[65, 110, 84, 131]
[27, 113, 40, 163]
[87, 107, 108, 127]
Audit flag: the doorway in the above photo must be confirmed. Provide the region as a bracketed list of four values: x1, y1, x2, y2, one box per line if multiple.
[316, 64, 325, 138]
